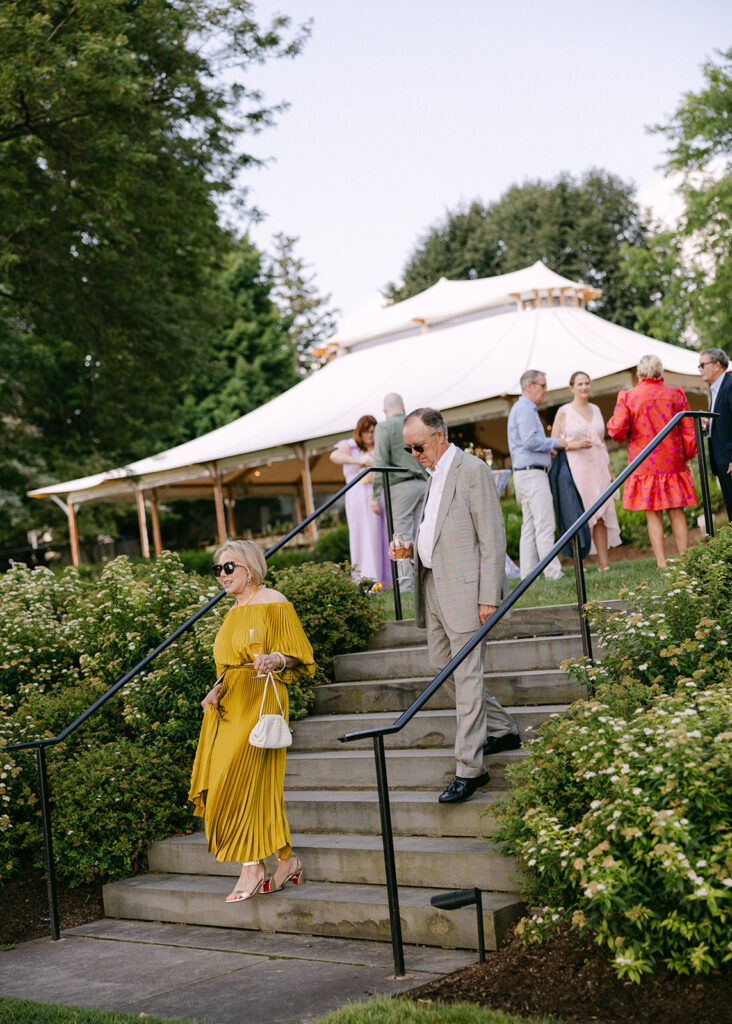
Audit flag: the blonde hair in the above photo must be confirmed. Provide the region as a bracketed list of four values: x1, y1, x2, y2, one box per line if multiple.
[637, 353, 663, 379]
[214, 539, 267, 586]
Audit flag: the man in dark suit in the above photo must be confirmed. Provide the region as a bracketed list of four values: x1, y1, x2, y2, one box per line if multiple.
[699, 348, 732, 520]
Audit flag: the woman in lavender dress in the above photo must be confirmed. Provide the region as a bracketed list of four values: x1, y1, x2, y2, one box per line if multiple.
[330, 414, 391, 586]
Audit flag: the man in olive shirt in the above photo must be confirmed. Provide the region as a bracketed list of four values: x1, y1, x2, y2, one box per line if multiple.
[372, 392, 427, 591]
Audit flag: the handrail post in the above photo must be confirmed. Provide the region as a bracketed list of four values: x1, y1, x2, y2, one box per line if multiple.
[381, 471, 403, 621]
[694, 417, 715, 539]
[571, 533, 593, 666]
[373, 734, 404, 977]
[37, 744, 60, 940]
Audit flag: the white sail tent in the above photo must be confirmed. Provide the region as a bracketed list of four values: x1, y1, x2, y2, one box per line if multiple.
[29, 262, 705, 562]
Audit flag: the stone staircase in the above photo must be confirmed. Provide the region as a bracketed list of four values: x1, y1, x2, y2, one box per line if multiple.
[103, 603, 608, 952]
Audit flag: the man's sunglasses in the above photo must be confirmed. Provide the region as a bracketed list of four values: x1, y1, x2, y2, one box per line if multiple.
[404, 442, 429, 454]
[212, 561, 245, 577]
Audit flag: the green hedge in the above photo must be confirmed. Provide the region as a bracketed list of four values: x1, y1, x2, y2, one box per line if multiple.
[0, 553, 382, 886]
[495, 527, 732, 980]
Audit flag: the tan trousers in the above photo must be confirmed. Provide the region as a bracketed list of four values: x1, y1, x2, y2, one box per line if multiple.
[513, 468, 563, 580]
[424, 571, 518, 778]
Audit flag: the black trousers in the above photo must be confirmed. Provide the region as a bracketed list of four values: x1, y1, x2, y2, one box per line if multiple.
[716, 468, 732, 521]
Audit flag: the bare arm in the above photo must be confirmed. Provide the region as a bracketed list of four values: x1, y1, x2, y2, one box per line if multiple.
[330, 444, 371, 468]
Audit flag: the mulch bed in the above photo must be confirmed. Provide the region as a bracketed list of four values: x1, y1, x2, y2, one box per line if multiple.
[2, 867, 104, 947]
[404, 924, 732, 1024]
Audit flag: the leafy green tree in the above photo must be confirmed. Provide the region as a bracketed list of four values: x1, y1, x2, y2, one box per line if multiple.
[620, 228, 699, 348]
[0, 0, 308, 481]
[180, 236, 297, 437]
[388, 170, 652, 328]
[652, 47, 732, 349]
[269, 233, 339, 376]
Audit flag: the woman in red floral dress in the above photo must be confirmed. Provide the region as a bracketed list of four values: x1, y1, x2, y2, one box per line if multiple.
[607, 353, 697, 569]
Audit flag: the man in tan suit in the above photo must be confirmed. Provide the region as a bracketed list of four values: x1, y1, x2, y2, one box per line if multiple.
[390, 408, 519, 804]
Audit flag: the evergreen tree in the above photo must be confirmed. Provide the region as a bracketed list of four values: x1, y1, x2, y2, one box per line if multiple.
[180, 238, 298, 438]
[269, 233, 339, 375]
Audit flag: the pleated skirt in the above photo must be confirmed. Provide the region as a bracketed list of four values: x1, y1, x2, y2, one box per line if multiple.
[188, 668, 292, 863]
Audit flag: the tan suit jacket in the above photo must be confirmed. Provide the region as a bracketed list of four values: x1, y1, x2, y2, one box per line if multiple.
[413, 448, 507, 633]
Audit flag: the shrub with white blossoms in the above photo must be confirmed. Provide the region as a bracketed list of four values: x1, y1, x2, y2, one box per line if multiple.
[496, 528, 732, 982]
[0, 553, 380, 886]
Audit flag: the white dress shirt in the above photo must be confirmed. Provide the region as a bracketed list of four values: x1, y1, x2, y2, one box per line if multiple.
[417, 444, 458, 568]
[709, 373, 724, 437]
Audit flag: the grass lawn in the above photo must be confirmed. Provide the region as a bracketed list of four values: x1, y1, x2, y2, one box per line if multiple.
[375, 555, 664, 620]
[0, 997, 179, 1024]
[0, 996, 566, 1024]
[313, 996, 564, 1023]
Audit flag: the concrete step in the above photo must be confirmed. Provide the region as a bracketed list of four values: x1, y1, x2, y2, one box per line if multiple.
[103, 873, 523, 951]
[314, 669, 583, 715]
[366, 602, 619, 650]
[148, 833, 521, 894]
[282, 790, 502, 838]
[335, 634, 594, 682]
[285, 748, 527, 792]
[291, 705, 563, 752]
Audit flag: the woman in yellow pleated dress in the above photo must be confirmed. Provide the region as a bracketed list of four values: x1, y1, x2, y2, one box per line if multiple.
[188, 539, 314, 903]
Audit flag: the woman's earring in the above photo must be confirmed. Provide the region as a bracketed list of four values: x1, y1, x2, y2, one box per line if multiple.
[247, 577, 251, 586]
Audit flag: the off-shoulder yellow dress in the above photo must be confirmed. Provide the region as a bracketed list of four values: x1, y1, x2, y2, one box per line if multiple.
[188, 600, 314, 864]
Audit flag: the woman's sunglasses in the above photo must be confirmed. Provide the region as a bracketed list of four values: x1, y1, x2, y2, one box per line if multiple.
[212, 561, 245, 577]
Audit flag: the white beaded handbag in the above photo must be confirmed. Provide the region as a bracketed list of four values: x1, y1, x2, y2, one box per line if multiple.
[248, 672, 293, 749]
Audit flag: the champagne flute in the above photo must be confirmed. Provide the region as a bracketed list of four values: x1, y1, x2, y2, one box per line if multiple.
[248, 627, 265, 677]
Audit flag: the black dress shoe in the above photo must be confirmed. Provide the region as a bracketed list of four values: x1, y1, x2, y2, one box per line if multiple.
[483, 732, 522, 756]
[438, 771, 491, 804]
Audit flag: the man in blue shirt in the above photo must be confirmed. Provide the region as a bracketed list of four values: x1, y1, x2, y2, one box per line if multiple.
[507, 369, 574, 580]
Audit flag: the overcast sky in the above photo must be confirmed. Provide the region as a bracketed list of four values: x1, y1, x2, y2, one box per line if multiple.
[239, 1, 731, 320]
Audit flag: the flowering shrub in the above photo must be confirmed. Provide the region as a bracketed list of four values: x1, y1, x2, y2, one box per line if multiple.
[0, 552, 370, 883]
[495, 528, 732, 980]
[571, 527, 732, 713]
[269, 561, 385, 684]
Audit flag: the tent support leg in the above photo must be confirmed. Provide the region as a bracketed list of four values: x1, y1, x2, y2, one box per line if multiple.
[150, 491, 163, 557]
[297, 445, 318, 543]
[135, 487, 150, 559]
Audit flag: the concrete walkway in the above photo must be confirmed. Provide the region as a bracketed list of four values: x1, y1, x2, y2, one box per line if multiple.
[0, 919, 475, 1023]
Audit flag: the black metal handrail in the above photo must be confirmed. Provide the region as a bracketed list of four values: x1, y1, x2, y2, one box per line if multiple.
[338, 411, 716, 976]
[3, 464, 409, 939]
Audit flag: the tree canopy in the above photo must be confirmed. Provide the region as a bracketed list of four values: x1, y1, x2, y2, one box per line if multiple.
[639, 47, 732, 350]
[387, 170, 654, 329]
[269, 233, 338, 376]
[180, 237, 298, 439]
[0, 0, 308, 542]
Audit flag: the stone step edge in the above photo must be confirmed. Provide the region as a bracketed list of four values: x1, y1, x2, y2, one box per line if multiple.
[301, 704, 568, 725]
[338, 632, 595, 660]
[104, 873, 521, 911]
[157, 831, 506, 856]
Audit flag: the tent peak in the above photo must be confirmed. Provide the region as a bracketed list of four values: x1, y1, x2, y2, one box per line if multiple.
[327, 262, 601, 356]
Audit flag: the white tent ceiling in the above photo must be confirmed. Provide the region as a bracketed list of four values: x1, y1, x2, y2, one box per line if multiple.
[29, 263, 704, 506]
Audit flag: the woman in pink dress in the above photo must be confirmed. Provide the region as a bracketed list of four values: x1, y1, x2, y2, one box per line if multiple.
[552, 371, 621, 571]
[329, 414, 391, 586]
[607, 354, 697, 569]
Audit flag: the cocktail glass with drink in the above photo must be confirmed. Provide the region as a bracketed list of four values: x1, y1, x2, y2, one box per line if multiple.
[248, 627, 265, 677]
[392, 533, 412, 560]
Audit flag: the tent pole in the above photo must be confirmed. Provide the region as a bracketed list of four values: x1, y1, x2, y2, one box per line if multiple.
[297, 444, 318, 542]
[210, 464, 228, 546]
[226, 488, 237, 537]
[66, 500, 81, 567]
[135, 487, 150, 559]
[149, 491, 163, 557]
